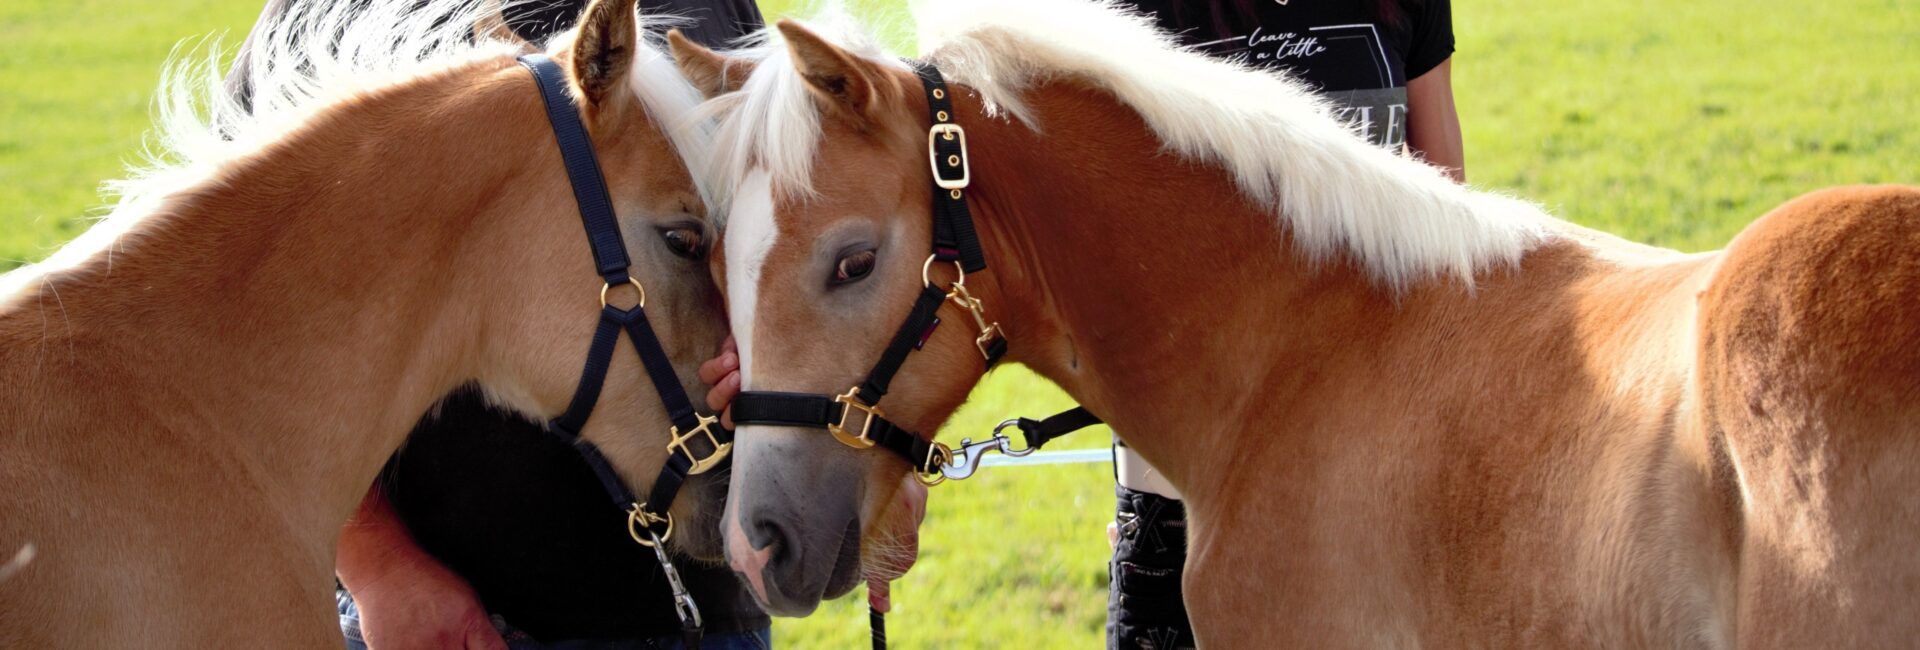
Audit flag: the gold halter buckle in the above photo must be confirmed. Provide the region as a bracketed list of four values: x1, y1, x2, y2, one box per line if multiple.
[927, 123, 970, 190]
[667, 413, 731, 475]
[626, 503, 674, 547]
[830, 387, 883, 449]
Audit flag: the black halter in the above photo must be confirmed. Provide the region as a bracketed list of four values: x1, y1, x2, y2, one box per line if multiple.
[728, 62, 1105, 650]
[519, 54, 729, 648]
[729, 63, 1101, 481]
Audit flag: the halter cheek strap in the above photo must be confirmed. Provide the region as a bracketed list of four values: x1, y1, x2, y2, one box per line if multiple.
[519, 53, 728, 648]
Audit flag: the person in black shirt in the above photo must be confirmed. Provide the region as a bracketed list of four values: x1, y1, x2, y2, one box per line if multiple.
[227, 2, 769, 648]
[1126, 0, 1463, 178]
[1104, 2, 1464, 648]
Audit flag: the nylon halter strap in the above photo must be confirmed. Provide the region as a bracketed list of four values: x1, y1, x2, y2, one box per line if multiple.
[519, 54, 729, 647]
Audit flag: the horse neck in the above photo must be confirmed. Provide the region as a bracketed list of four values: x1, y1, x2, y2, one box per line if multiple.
[961, 80, 1599, 498]
[0, 59, 548, 530]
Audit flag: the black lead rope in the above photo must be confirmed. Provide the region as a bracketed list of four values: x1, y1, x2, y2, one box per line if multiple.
[730, 62, 1104, 649]
[519, 54, 731, 650]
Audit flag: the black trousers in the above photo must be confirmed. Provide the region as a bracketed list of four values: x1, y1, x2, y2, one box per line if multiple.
[1109, 484, 1196, 650]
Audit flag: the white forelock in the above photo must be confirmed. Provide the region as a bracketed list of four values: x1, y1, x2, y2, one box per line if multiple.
[3, 0, 708, 299]
[702, 0, 1558, 288]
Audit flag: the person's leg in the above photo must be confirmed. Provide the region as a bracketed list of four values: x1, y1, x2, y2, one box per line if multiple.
[1109, 442, 1194, 649]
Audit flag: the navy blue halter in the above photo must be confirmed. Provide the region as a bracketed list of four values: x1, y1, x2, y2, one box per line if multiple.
[518, 53, 729, 648]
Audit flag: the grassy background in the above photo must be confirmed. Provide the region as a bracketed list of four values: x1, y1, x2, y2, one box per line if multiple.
[2, 0, 1913, 647]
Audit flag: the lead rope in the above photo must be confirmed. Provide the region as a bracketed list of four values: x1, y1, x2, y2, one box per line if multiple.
[520, 53, 732, 650]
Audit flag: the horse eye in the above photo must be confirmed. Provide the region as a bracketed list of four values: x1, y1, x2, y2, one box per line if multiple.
[833, 249, 877, 285]
[659, 226, 705, 260]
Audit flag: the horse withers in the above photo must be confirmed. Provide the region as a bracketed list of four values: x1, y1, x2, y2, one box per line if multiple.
[0, 0, 730, 645]
[673, 0, 1920, 645]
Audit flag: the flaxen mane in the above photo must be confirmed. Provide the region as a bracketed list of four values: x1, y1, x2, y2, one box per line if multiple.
[1, 0, 707, 301]
[704, 0, 1559, 288]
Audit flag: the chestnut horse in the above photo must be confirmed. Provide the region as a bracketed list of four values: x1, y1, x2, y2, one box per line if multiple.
[0, 0, 731, 645]
[671, 1, 1920, 646]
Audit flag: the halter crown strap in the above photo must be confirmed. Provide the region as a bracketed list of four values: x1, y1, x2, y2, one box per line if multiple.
[521, 54, 633, 284]
[911, 63, 987, 273]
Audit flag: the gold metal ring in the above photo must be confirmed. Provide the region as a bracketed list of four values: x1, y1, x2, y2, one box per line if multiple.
[627, 504, 673, 547]
[949, 189, 963, 200]
[922, 254, 965, 289]
[946, 155, 960, 167]
[936, 110, 949, 122]
[915, 442, 952, 487]
[931, 88, 945, 100]
[601, 278, 647, 309]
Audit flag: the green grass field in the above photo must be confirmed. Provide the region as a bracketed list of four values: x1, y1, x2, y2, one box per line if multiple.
[2, 0, 1914, 647]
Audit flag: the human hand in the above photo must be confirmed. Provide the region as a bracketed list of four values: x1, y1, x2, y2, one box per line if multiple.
[698, 336, 741, 428]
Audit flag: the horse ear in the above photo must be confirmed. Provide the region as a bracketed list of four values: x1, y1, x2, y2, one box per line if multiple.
[668, 29, 754, 98]
[776, 20, 893, 124]
[567, 0, 639, 110]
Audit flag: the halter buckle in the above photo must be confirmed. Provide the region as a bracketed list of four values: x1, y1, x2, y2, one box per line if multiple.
[927, 124, 970, 190]
[830, 388, 883, 449]
[667, 413, 730, 475]
[945, 283, 1006, 362]
[626, 503, 674, 547]
[975, 324, 1007, 361]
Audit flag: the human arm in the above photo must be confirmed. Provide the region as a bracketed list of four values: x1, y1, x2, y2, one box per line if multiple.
[1406, 58, 1465, 183]
[336, 486, 506, 650]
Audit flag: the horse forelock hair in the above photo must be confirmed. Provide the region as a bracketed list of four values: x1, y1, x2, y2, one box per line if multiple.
[690, 15, 900, 211]
[708, 0, 1557, 289]
[3, 0, 709, 299]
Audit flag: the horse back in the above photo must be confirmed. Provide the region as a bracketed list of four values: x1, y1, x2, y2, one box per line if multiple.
[1696, 184, 1920, 648]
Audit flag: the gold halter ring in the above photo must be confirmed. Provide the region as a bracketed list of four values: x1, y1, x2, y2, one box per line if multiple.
[626, 503, 673, 547]
[601, 277, 647, 309]
[922, 254, 965, 289]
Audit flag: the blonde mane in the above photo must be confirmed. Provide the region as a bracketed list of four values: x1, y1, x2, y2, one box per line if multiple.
[705, 0, 1557, 288]
[2, 0, 707, 300]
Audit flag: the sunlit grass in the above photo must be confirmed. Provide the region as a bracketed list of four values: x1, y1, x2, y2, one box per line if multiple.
[1, 0, 1913, 647]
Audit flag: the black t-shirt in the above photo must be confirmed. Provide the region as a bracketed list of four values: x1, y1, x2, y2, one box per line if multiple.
[387, 392, 765, 641]
[384, 0, 767, 642]
[1123, 0, 1454, 148]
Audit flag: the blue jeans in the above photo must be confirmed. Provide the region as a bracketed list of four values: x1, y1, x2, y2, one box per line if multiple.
[338, 588, 772, 650]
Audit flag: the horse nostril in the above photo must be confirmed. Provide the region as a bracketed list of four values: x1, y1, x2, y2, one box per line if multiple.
[747, 516, 793, 566]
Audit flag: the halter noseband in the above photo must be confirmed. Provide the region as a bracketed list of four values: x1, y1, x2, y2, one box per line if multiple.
[519, 53, 728, 646]
[729, 63, 1100, 489]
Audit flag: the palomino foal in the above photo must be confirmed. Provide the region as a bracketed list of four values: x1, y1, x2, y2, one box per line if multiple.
[675, 1, 1920, 646]
[0, 0, 729, 645]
